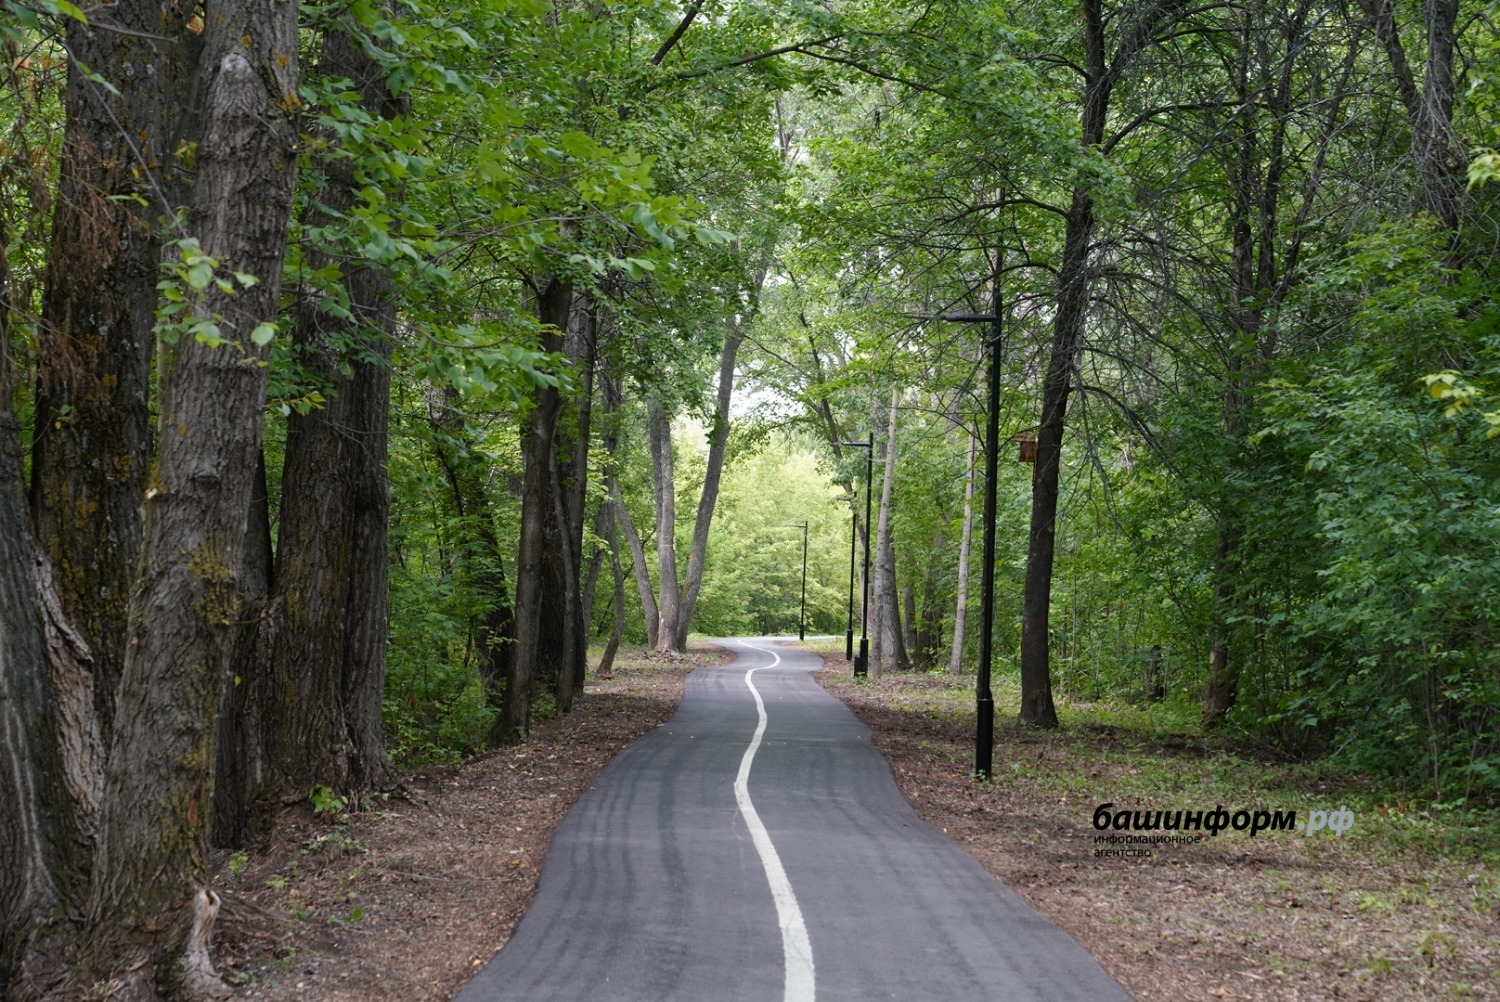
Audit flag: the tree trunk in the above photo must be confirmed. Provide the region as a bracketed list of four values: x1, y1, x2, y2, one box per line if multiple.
[1201, 522, 1242, 724]
[548, 460, 582, 711]
[428, 384, 515, 716]
[0, 309, 97, 994]
[673, 322, 745, 650]
[1018, 177, 1082, 729]
[947, 433, 976, 674]
[581, 514, 605, 639]
[552, 301, 597, 706]
[613, 480, 658, 650]
[1356, 0, 1464, 249]
[647, 394, 682, 656]
[901, 585, 918, 665]
[211, 453, 276, 849]
[599, 374, 658, 649]
[595, 371, 628, 676]
[913, 532, 945, 671]
[871, 386, 908, 675]
[29, 0, 196, 752]
[86, 5, 299, 990]
[598, 506, 629, 676]
[1019, 0, 1142, 729]
[262, 17, 401, 797]
[500, 277, 571, 743]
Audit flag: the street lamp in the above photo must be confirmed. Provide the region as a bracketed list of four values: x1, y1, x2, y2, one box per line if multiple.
[784, 522, 808, 641]
[840, 440, 874, 678]
[909, 270, 1003, 780]
[845, 505, 857, 661]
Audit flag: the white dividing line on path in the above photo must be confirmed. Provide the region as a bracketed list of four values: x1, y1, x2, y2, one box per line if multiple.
[734, 643, 816, 1002]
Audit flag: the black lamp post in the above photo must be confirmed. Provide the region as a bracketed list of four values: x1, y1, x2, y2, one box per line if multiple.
[841, 440, 874, 678]
[911, 271, 1002, 780]
[784, 521, 808, 641]
[845, 507, 857, 661]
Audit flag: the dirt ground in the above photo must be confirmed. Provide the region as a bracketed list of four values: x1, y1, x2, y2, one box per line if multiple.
[215, 646, 719, 1000]
[811, 649, 1499, 1002]
[216, 641, 1498, 1001]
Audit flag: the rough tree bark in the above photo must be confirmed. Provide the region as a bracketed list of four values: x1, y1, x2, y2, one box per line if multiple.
[259, 13, 402, 800]
[211, 453, 275, 849]
[0, 254, 98, 995]
[29, 0, 196, 751]
[84, 0, 299, 991]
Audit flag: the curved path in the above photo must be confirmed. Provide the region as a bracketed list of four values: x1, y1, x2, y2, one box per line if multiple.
[455, 639, 1131, 1001]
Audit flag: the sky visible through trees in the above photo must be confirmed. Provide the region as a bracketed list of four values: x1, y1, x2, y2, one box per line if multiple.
[2, 0, 1499, 996]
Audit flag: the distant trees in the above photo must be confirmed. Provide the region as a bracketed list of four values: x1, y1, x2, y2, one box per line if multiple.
[741, 0, 1499, 799]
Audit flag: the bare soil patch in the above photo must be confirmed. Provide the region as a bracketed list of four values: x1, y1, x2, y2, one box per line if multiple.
[215, 644, 726, 1000]
[808, 645, 1499, 1002]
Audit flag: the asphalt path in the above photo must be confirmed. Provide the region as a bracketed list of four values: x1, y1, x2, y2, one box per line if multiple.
[455, 638, 1131, 1002]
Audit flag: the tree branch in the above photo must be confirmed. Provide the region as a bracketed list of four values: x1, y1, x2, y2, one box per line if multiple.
[651, 0, 705, 66]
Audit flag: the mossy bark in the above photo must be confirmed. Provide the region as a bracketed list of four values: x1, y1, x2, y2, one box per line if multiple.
[260, 16, 401, 799]
[87, 0, 298, 991]
[212, 454, 276, 848]
[30, 0, 198, 753]
[0, 291, 95, 998]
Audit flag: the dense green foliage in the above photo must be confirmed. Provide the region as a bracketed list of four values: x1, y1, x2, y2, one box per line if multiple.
[6, 0, 1500, 804]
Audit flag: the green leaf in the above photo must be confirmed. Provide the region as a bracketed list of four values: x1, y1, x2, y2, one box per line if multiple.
[185, 262, 214, 291]
[193, 323, 225, 347]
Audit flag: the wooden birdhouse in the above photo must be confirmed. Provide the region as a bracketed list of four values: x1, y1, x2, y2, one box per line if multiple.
[1013, 431, 1037, 463]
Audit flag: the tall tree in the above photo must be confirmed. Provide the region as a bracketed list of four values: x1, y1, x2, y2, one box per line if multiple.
[85, 0, 299, 989]
[1355, 0, 1467, 255]
[871, 385, 908, 674]
[1019, 0, 1191, 728]
[547, 298, 598, 706]
[637, 316, 748, 657]
[500, 277, 572, 743]
[665, 316, 747, 652]
[0, 236, 95, 997]
[29, 0, 196, 749]
[261, 12, 402, 798]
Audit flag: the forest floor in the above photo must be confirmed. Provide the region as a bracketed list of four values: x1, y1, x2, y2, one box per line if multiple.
[214, 639, 1499, 1001]
[213, 643, 725, 1000]
[807, 640, 1500, 1002]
